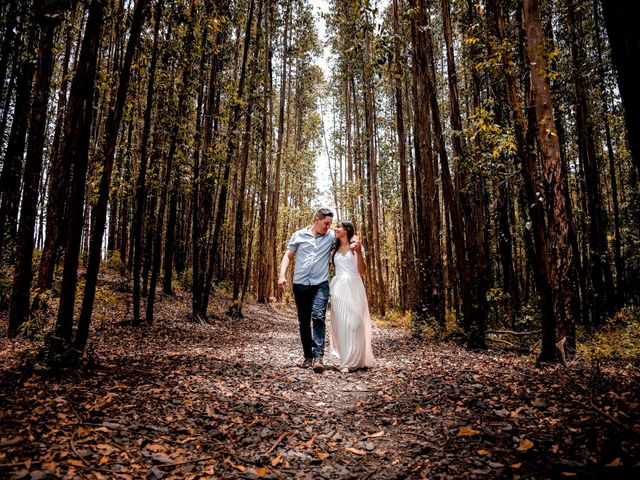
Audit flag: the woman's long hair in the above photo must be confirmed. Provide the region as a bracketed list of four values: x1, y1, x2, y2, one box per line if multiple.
[332, 220, 355, 263]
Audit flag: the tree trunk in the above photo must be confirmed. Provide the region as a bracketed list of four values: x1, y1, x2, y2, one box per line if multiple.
[266, 0, 290, 301]
[524, 0, 576, 361]
[566, 0, 613, 326]
[441, 0, 488, 346]
[409, 0, 444, 327]
[147, 1, 198, 324]
[362, 24, 384, 315]
[202, 0, 256, 317]
[35, 18, 75, 292]
[75, 0, 148, 351]
[594, 0, 623, 301]
[9, 3, 66, 335]
[392, 0, 415, 311]
[256, 0, 273, 304]
[54, 0, 105, 344]
[230, 0, 261, 318]
[0, 20, 36, 262]
[163, 187, 177, 295]
[132, 0, 161, 326]
[600, 0, 640, 175]
[194, 2, 226, 317]
[487, 0, 556, 353]
[0, 0, 19, 104]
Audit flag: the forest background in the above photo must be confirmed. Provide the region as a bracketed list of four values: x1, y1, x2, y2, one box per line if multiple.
[0, 0, 639, 365]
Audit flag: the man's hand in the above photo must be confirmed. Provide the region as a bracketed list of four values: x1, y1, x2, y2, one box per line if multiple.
[278, 250, 294, 291]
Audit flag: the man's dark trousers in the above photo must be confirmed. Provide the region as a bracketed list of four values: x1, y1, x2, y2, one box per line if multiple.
[292, 281, 330, 359]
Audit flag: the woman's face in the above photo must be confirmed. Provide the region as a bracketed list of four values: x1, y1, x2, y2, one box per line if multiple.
[335, 223, 347, 239]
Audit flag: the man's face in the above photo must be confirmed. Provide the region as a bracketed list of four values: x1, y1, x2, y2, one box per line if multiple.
[315, 216, 333, 235]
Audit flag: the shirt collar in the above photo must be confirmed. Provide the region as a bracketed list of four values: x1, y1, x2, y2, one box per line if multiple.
[305, 227, 328, 238]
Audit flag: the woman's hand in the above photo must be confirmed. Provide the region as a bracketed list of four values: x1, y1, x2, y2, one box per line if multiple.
[350, 236, 362, 255]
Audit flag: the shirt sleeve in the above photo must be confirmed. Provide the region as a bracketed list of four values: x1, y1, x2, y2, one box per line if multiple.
[287, 232, 299, 252]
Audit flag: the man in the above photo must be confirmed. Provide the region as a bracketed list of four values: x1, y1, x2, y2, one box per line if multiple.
[278, 208, 336, 373]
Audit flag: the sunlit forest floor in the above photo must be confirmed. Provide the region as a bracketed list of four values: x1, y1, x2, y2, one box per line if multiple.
[1, 275, 639, 479]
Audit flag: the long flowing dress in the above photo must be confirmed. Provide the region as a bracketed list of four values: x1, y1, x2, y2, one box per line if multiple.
[329, 250, 374, 369]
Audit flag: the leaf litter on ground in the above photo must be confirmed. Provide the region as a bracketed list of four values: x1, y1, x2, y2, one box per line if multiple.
[0, 281, 639, 479]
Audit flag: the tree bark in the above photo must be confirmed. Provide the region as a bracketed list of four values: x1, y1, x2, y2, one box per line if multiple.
[440, 0, 488, 347]
[147, 1, 198, 324]
[266, 0, 290, 301]
[600, 0, 640, 176]
[35, 17, 76, 292]
[524, 0, 576, 361]
[75, 0, 148, 351]
[409, 0, 444, 327]
[132, 0, 161, 326]
[566, 0, 613, 326]
[54, 0, 105, 344]
[593, 0, 623, 301]
[256, 0, 273, 304]
[9, 2, 68, 335]
[163, 187, 177, 295]
[230, 0, 261, 318]
[392, 0, 415, 311]
[0, 18, 36, 262]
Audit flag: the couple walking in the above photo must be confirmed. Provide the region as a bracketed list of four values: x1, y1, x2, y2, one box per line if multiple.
[278, 208, 374, 373]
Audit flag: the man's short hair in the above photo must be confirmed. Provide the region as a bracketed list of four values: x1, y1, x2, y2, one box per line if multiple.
[314, 208, 334, 220]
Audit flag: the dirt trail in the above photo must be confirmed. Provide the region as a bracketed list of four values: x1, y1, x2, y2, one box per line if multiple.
[0, 296, 638, 479]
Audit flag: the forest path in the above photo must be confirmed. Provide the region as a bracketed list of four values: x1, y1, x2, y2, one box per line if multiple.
[0, 293, 638, 479]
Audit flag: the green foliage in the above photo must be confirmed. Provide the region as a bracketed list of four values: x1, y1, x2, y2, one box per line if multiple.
[178, 268, 193, 291]
[22, 288, 57, 337]
[94, 287, 119, 310]
[0, 263, 13, 310]
[515, 302, 543, 332]
[580, 307, 640, 365]
[103, 251, 127, 275]
[378, 308, 413, 328]
[25, 333, 89, 377]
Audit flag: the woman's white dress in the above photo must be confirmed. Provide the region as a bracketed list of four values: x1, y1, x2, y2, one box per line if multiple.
[329, 250, 374, 369]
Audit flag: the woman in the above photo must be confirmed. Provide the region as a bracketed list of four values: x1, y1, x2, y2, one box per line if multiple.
[328, 221, 374, 372]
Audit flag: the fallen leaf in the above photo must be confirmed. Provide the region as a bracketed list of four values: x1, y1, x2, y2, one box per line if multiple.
[225, 459, 246, 472]
[0, 437, 22, 447]
[146, 444, 168, 453]
[606, 458, 622, 467]
[345, 447, 366, 455]
[516, 439, 534, 452]
[256, 466, 267, 476]
[532, 398, 546, 407]
[366, 430, 385, 438]
[99, 455, 109, 465]
[151, 453, 174, 464]
[511, 463, 522, 469]
[561, 473, 577, 477]
[458, 427, 481, 436]
[477, 450, 490, 455]
[303, 436, 315, 448]
[271, 453, 282, 467]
